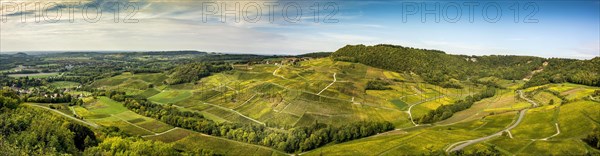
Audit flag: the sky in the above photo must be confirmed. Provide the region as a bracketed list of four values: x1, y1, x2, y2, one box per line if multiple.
[0, 0, 599, 59]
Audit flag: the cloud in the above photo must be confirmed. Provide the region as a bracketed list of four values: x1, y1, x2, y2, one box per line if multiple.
[1, 0, 599, 59]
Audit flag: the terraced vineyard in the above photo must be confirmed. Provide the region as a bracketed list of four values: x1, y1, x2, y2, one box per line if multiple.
[81, 56, 599, 155]
[2, 49, 598, 155]
[92, 59, 483, 129]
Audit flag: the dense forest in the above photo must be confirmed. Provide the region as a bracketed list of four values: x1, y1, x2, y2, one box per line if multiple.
[331, 44, 545, 87]
[522, 57, 600, 88]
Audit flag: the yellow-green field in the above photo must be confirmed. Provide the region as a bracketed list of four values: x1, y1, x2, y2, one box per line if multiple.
[85, 58, 600, 155]
[74, 96, 174, 136]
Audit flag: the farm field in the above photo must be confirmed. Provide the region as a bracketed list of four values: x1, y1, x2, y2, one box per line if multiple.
[73, 96, 174, 136]
[7, 72, 60, 78]
[84, 58, 600, 156]
[2, 1, 600, 155]
[6, 53, 598, 155]
[91, 58, 485, 129]
[301, 81, 600, 155]
[147, 128, 286, 156]
[48, 81, 80, 88]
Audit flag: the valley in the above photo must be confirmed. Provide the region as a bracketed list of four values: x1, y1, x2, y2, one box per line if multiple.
[1, 46, 599, 155]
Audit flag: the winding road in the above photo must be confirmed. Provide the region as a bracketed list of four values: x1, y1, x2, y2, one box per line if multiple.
[518, 90, 538, 107]
[447, 109, 528, 152]
[446, 90, 535, 152]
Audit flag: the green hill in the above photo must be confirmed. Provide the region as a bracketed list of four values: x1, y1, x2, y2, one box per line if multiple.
[331, 44, 545, 87]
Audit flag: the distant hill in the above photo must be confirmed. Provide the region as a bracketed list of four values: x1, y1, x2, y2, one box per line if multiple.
[297, 52, 332, 58]
[123, 51, 207, 56]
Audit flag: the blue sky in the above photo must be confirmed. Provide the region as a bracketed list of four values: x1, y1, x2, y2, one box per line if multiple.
[1, 0, 599, 59]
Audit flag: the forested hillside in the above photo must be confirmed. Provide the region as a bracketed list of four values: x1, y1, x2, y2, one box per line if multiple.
[331, 45, 543, 87]
[523, 57, 600, 88]
[331, 44, 598, 88]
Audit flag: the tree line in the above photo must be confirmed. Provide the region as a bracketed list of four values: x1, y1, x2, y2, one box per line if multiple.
[365, 79, 392, 90]
[165, 63, 233, 85]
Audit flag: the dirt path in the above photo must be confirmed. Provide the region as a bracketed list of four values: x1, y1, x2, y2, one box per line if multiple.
[234, 94, 257, 109]
[518, 90, 538, 107]
[112, 114, 156, 134]
[142, 127, 180, 138]
[273, 65, 286, 79]
[446, 90, 533, 152]
[317, 73, 336, 95]
[541, 123, 560, 140]
[28, 104, 99, 128]
[202, 102, 265, 125]
[523, 62, 548, 81]
[69, 106, 79, 116]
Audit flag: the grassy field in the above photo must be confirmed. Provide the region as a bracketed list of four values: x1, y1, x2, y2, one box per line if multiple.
[91, 72, 168, 95]
[157, 129, 287, 156]
[80, 58, 600, 155]
[48, 81, 80, 88]
[457, 93, 600, 155]
[27, 103, 74, 116]
[148, 90, 193, 104]
[299, 81, 600, 155]
[8, 72, 60, 78]
[87, 58, 489, 129]
[510, 105, 558, 139]
[74, 96, 173, 136]
[303, 111, 517, 155]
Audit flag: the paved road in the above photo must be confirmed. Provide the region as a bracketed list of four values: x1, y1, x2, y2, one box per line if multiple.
[447, 109, 528, 152]
[27, 104, 100, 128]
[447, 90, 533, 152]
